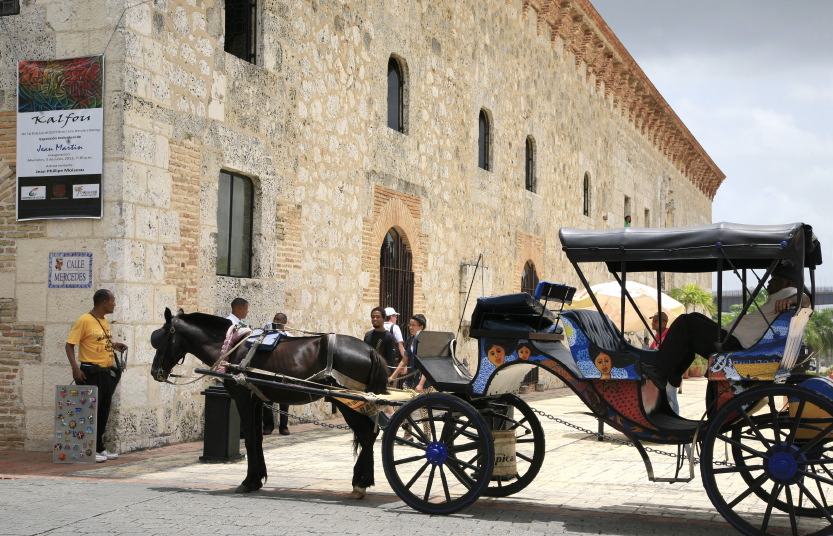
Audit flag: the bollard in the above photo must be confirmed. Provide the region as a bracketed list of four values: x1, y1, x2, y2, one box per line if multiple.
[199, 384, 245, 463]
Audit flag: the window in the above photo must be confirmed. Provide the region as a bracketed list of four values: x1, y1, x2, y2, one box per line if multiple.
[225, 0, 257, 63]
[623, 196, 632, 227]
[582, 173, 591, 217]
[520, 260, 540, 385]
[478, 109, 490, 171]
[0, 1, 20, 16]
[387, 57, 404, 132]
[525, 136, 536, 192]
[217, 171, 254, 277]
[380, 228, 414, 331]
[521, 261, 539, 295]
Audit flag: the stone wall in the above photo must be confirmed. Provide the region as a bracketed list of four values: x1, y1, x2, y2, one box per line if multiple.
[0, 299, 44, 449]
[0, 0, 715, 451]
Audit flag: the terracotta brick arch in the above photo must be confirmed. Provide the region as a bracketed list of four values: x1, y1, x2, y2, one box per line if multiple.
[516, 232, 545, 292]
[371, 201, 420, 254]
[362, 188, 424, 313]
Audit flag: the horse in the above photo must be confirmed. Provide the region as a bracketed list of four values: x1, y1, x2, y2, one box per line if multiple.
[150, 308, 389, 498]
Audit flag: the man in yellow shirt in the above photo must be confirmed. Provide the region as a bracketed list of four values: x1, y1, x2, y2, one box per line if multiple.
[65, 289, 128, 463]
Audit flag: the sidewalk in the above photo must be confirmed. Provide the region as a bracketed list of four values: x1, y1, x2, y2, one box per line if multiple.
[1, 378, 718, 516]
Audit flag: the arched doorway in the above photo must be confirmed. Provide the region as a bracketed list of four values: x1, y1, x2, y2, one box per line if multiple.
[380, 228, 414, 333]
[521, 260, 540, 386]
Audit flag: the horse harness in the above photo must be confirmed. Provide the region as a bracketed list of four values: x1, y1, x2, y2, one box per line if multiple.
[227, 333, 369, 403]
[159, 318, 370, 399]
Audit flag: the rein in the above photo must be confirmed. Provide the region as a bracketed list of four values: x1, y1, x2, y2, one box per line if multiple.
[159, 317, 238, 385]
[159, 322, 366, 394]
[164, 373, 205, 386]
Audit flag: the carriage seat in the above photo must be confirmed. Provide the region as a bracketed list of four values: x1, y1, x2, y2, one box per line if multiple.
[245, 328, 283, 351]
[414, 331, 473, 394]
[559, 309, 643, 380]
[709, 308, 812, 382]
[470, 293, 562, 334]
[560, 310, 623, 351]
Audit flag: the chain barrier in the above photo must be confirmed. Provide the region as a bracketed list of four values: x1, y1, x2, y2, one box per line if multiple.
[263, 402, 352, 431]
[530, 406, 708, 464]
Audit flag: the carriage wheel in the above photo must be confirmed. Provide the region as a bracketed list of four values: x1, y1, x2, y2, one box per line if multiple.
[381, 392, 494, 515]
[478, 394, 545, 497]
[700, 384, 833, 536]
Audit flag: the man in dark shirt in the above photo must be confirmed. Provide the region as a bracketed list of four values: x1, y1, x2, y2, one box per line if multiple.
[364, 306, 397, 367]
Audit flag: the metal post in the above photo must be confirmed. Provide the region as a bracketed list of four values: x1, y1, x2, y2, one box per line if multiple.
[199, 384, 244, 463]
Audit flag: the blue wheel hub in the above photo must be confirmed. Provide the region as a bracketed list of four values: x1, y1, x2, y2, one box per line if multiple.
[767, 444, 805, 483]
[425, 441, 448, 466]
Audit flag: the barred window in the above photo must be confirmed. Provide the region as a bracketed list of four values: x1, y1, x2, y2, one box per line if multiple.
[521, 260, 540, 385]
[225, 0, 257, 63]
[521, 261, 539, 295]
[216, 171, 254, 277]
[380, 228, 414, 332]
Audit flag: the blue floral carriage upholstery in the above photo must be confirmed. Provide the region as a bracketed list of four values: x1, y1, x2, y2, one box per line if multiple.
[708, 308, 812, 382]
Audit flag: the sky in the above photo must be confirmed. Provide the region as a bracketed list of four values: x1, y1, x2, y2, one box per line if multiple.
[590, 1, 833, 290]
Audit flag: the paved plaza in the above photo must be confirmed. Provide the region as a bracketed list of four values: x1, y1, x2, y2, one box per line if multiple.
[0, 377, 815, 535]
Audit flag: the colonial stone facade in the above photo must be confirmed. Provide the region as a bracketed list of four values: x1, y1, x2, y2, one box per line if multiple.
[0, 0, 721, 451]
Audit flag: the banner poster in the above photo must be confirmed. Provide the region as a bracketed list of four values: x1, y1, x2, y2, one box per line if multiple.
[16, 55, 104, 221]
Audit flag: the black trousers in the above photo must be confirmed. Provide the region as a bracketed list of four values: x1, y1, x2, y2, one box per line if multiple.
[279, 404, 289, 430]
[262, 404, 289, 432]
[263, 405, 274, 432]
[653, 313, 743, 387]
[80, 363, 119, 452]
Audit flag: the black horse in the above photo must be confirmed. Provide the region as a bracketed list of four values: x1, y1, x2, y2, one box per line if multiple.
[150, 308, 389, 497]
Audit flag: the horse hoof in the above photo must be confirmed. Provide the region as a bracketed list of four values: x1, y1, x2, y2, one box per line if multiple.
[349, 486, 366, 500]
[235, 483, 262, 493]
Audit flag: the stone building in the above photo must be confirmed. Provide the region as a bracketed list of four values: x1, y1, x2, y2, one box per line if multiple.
[0, 0, 723, 452]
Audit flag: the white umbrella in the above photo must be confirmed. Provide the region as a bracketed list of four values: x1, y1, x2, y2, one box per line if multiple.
[566, 281, 686, 332]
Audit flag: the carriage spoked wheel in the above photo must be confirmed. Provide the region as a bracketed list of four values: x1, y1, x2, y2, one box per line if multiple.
[700, 384, 833, 536]
[476, 393, 545, 497]
[381, 392, 494, 515]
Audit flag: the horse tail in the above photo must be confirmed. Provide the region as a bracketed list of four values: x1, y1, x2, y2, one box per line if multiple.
[351, 340, 389, 456]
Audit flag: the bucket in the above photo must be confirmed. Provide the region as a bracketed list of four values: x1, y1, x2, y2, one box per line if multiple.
[492, 430, 517, 476]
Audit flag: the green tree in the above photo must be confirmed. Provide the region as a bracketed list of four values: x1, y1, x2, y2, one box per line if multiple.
[669, 283, 716, 315]
[805, 308, 833, 364]
[716, 290, 768, 325]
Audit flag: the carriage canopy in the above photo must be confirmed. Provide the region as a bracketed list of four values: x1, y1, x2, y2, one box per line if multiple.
[559, 222, 821, 274]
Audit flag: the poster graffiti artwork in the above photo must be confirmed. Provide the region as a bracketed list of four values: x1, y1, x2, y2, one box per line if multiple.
[53, 385, 98, 464]
[16, 55, 104, 220]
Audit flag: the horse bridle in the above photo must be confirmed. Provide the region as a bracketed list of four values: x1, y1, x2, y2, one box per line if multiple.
[154, 320, 188, 383]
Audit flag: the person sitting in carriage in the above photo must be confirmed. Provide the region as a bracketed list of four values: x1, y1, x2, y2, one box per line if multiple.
[641, 263, 810, 390]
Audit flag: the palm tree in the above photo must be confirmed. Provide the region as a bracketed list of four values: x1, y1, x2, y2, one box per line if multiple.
[669, 283, 716, 315]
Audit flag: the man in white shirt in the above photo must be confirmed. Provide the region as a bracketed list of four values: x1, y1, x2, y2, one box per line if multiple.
[227, 297, 249, 326]
[383, 307, 406, 366]
[642, 264, 809, 390]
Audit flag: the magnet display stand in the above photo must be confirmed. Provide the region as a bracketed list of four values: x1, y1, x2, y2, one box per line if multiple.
[53, 385, 98, 463]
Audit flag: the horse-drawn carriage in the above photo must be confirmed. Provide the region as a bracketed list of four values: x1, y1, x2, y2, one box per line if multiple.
[151, 222, 832, 536]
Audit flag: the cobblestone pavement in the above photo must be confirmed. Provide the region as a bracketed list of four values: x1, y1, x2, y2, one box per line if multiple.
[0, 378, 816, 535]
